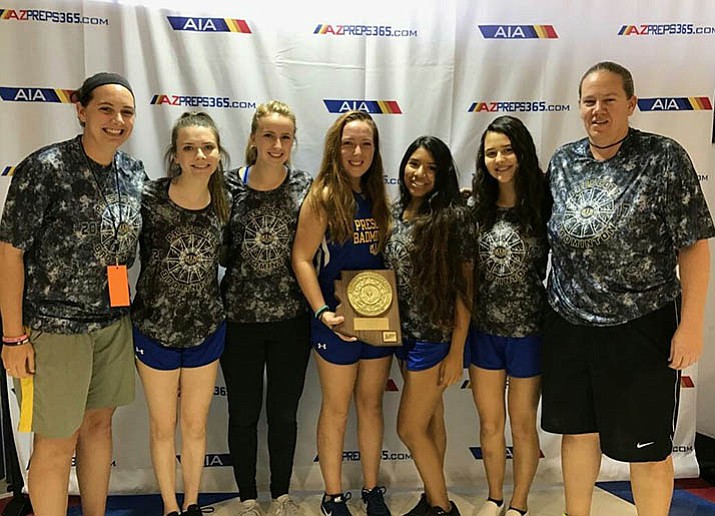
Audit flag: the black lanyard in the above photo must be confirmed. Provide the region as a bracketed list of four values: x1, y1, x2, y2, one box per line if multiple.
[81, 148, 124, 262]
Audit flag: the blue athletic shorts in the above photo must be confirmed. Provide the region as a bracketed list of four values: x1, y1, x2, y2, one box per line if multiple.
[311, 320, 395, 365]
[395, 339, 450, 371]
[467, 329, 541, 378]
[133, 321, 226, 370]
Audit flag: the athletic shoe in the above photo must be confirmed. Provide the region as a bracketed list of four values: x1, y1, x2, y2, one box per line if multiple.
[427, 501, 460, 516]
[504, 509, 527, 516]
[270, 495, 302, 516]
[403, 492, 429, 516]
[474, 500, 505, 516]
[238, 499, 262, 516]
[362, 486, 391, 516]
[183, 504, 215, 515]
[321, 492, 353, 516]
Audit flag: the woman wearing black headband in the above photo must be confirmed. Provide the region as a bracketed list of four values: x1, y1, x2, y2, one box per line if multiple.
[0, 72, 146, 516]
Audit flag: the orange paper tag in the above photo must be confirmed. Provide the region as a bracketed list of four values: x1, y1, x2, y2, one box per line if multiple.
[107, 265, 130, 307]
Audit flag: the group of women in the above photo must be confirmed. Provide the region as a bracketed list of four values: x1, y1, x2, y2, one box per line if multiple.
[0, 60, 712, 516]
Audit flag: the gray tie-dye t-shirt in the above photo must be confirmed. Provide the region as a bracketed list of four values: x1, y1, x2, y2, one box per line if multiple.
[131, 178, 225, 348]
[547, 128, 715, 326]
[221, 167, 311, 323]
[384, 202, 473, 343]
[473, 208, 548, 337]
[0, 135, 145, 333]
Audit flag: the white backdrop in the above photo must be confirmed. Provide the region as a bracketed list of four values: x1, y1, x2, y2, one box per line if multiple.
[1, 0, 714, 495]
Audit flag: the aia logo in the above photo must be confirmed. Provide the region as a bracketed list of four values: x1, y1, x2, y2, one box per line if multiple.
[478, 25, 558, 39]
[637, 97, 712, 111]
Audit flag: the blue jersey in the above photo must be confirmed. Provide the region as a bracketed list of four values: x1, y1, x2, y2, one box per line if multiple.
[312, 193, 384, 343]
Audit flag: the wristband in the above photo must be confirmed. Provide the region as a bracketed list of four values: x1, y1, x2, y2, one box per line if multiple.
[2, 333, 28, 344]
[314, 305, 330, 320]
[2, 337, 29, 347]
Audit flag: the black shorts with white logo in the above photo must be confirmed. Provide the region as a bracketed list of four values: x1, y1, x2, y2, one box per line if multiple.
[541, 298, 680, 463]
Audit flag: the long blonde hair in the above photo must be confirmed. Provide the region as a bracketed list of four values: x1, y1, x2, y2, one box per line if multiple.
[307, 110, 391, 248]
[245, 100, 297, 166]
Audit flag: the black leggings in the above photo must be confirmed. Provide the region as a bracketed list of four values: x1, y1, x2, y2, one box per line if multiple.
[221, 314, 311, 500]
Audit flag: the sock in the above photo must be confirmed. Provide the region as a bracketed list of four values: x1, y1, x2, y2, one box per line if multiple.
[487, 498, 504, 507]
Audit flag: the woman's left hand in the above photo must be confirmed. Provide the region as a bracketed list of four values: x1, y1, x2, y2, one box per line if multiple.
[438, 351, 463, 386]
[320, 311, 358, 342]
[668, 321, 703, 370]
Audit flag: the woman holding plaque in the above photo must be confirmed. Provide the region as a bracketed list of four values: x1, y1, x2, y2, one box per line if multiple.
[292, 110, 394, 516]
[468, 116, 549, 516]
[384, 136, 472, 516]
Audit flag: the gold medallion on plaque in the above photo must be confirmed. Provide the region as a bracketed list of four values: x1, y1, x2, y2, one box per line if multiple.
[346, 272, 393, 316]
[333, 269, 402, 346]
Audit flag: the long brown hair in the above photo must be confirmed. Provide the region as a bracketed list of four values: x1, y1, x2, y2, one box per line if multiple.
[307, 110, 391, 247]
[398, 136, 469, 330]
[164, 111, 230, 224]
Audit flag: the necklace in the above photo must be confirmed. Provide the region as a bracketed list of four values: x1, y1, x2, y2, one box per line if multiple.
[589, 133, 628, 149]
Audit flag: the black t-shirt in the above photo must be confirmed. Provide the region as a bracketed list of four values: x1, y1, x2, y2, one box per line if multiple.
[131, 178, 225, 347]
[384, 201, 473, 343]
[547, 128, 715, 325]
[472, 206, 548, 337]
[0, 135, 146, 333]
[221, 167, 311, 323]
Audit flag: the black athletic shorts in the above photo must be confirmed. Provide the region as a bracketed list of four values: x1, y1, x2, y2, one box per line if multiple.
[541, 298, 680, 463]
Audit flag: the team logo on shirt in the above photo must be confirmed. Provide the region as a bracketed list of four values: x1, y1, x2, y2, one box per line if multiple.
[559, 178, 619, 248]
[479, 220, 527, 284]
[89, 196, 142, 263]
[241, 205, 291, 275]
[161, 226, 219, 288]
[385, 233, 413, 285]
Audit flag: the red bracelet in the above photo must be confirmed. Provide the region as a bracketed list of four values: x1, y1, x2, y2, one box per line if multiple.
[2, 333, 29, 344]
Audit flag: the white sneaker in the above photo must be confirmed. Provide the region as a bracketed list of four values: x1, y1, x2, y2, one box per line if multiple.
[504, 510, 527, 516]
[269, 494, 302, 516]
[474, 500, 506, 516]
[239, 499, 263, 516]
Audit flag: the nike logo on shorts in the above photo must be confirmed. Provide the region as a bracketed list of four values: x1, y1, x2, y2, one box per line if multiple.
[636, 441, 655, 449]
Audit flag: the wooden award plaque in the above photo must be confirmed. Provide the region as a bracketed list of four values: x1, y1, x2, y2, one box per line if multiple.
[333, 269, 402, 346]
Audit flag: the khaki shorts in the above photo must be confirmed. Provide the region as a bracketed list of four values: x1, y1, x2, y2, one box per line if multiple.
[14, 316, 135, 439]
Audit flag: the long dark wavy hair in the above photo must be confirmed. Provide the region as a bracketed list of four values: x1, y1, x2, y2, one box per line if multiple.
[307, 110, 391, 248]
[398, 136, 469, 331]
[472, 115, 548, 236]
[165, 111, 230, 224]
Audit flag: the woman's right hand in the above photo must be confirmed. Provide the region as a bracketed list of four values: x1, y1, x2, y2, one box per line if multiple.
[2, 342, 35, 378]
[320, 311, 357, 342]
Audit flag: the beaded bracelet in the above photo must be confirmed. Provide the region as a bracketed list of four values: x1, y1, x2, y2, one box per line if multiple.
[314, 304, 330, 320]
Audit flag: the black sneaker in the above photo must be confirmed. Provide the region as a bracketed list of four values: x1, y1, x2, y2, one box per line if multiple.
[321, 492, 353, 516]
[362, 486, 391, 516]
[427, 501, 460, 516]
[403, 493, 429, 516]
[182, 504, 215, 515]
